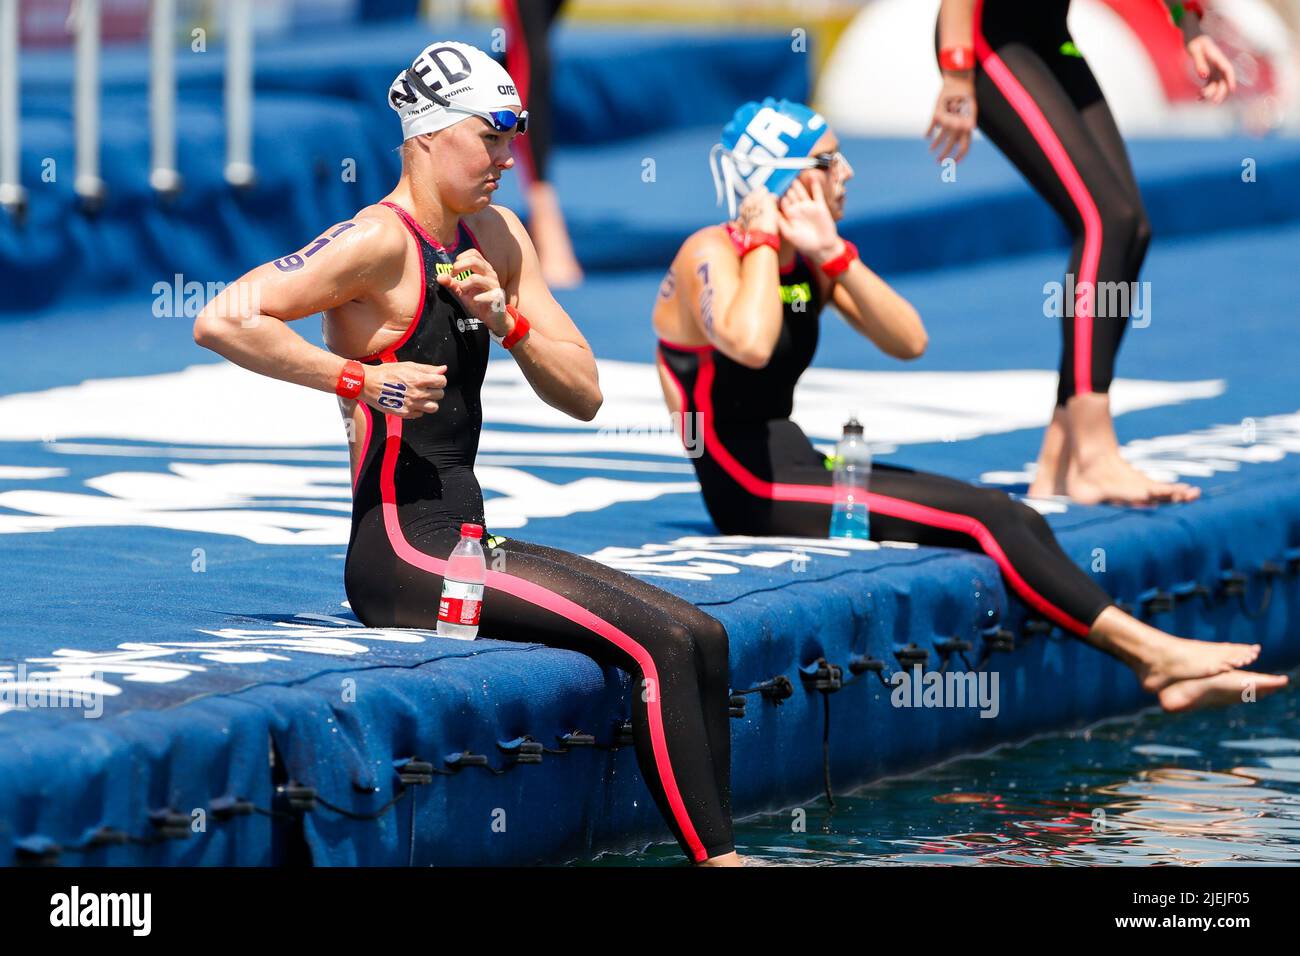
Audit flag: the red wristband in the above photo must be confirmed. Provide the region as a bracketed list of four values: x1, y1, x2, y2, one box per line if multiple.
[501, 305, 531, 350]
[725, 223, 780, 259]
[740, 230, 780, 256]
[1183, 1, 1206, 18]
[819, 239, 858, 280]
[939, 46, 975, 72]
[336, 359, 365, 399]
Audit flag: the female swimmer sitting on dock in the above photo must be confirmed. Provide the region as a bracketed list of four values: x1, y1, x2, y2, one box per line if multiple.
[651, 99, 1286, 712]
[196, 42, 740, 866]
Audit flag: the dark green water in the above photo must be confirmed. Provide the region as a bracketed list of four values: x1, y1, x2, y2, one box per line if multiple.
[593, 680, 1300, 866]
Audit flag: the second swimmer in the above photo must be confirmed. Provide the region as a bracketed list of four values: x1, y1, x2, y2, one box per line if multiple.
[653, 98, 1286, 713]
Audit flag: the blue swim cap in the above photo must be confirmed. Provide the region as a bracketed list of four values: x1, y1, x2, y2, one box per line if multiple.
[710, 98, 828, 218]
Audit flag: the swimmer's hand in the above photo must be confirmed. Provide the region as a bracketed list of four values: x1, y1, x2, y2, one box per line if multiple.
[735, 187, 779, 237]
[437, 248, 511, 339]
[361, 361, 447, 419]
[1186, 34, 1236, 105]
[777, 178, 842, 266]
[927, 71, 976, 164]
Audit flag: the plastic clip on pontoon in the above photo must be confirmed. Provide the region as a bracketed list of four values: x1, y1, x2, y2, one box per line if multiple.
[445, 752, 490, 770]
[848, 654, 895, 689]
[800, 658, 843, 693]
[894, 643, 930, 669]
[935, 637, 974, 672]
[396, 759, 436, 786]
[277, 783, 317, 813]
[557, 731, 596, 750]
[977, 627, 1016, 669]
[149, 808, 193, 839]
[210, 796, 255, 820]
[499, 736, 544, 765]
[1139, 589, 1175, 615]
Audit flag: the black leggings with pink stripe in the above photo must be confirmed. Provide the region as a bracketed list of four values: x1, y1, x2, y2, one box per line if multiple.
[500, 0, 566, 185]
[344, 448, 732, 863]
[961, 0, 1153, 404]
[695, 419, 1114, 637]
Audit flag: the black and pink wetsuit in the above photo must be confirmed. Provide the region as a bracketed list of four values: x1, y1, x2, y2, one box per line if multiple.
[499, 0, 566, 186]
[656, 226, 1114, 638]
[953, 0, 1154, 404]
[344, 201, 734, 862]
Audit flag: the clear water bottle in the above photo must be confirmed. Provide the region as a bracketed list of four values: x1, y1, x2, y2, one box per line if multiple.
[436, 522, 487, 639]
[829, 416, 871, 539]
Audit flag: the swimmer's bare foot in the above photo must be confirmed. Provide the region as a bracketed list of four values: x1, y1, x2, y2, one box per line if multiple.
[1132, 633, 1261, 694]
[1027, 476, 1069, 498]
[1026, 482, 1065, 498]
[1061, 393, 1199, 505]
[1130, 464, 1201, 503]
[697, 851, 745, 867]
[1028, 406, 1070, 498]
[1088, 607, 1259, 692]
[1067, 451, 1190, 505]
[1157, 670, 1289, 712]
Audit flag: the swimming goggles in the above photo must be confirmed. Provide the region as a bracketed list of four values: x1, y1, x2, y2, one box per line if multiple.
[404, 67, 529, 133]
[808, 151, 848, 171]
[709, 145, 847, 217]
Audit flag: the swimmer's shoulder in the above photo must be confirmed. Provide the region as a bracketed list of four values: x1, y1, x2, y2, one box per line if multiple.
[463, 203, 525, 260]
[679, 224, 738, 264]
[291, 204, 409, 284]
[346, 203, 414, 263]
[302, 204, 411, 298]
[673, 224, 740, 281]
[462, 204, 543, 287]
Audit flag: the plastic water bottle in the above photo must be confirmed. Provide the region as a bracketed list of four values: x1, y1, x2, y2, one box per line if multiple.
[829, 417, 871, 539]
[437, 522, 487, 639]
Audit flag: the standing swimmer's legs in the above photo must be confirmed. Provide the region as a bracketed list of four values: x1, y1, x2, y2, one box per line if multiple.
[1073, 96, 1198, 503]
[500, 0, 583, 288]
[1030, 405, 1071, 498]
[972, 30, 1192, 504]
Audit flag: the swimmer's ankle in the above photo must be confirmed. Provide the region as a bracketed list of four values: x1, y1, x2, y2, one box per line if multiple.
[697, 850, 744, 867]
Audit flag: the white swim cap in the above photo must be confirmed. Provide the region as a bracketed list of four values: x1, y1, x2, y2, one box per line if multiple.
[388, 41, 523, 142]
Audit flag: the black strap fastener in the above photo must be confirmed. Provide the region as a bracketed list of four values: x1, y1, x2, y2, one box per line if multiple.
[935, 636, 973, 672]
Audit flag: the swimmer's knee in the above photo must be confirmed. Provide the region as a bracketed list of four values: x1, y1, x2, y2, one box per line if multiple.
[1013, 498, 1050, 531]
[996, 499, 1051, 545]
[1131, 211, 1152, 260]
[692, 615, 730, 666]
[1102, 201, 1142, 245]
[970, 486, 1018, 522]
[654, 621, 696, 659]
